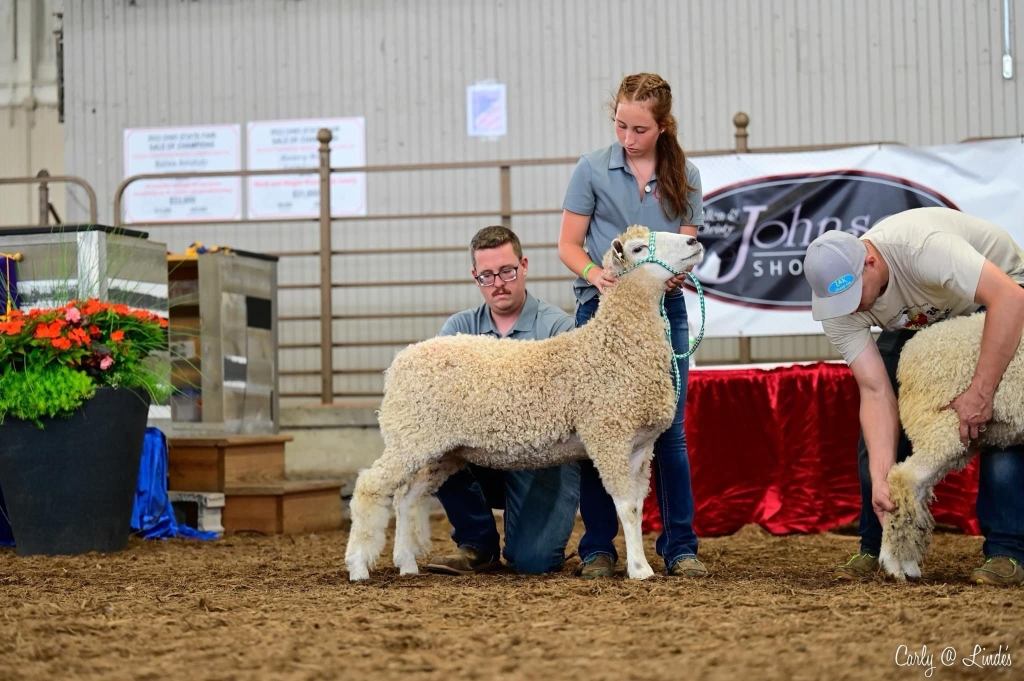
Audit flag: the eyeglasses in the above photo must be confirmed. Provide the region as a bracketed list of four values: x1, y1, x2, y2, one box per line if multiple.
[475, 266, 519, 287]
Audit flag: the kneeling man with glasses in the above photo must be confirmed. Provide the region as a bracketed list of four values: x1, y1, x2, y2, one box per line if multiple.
[424, 225, 582, 576]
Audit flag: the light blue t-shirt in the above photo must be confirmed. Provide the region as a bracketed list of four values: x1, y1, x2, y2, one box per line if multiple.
[562, 142, 704, 304]
[439, 291, 574, 340]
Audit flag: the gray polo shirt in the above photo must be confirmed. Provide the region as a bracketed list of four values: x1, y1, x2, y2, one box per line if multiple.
[439, 291, 574, 340]
[562, 142, 704, 305]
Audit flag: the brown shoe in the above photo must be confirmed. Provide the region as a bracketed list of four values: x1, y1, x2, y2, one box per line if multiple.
[578, 554, 616, 579]
[833, 553, 879, 581]
[668, 556, 708, 578]
[425, 546, 501, 576]
[970, 557, 1024, 586]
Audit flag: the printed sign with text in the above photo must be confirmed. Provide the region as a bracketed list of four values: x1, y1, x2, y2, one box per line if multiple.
[246, 118, 367, 219]
[122, 125, 242, 223]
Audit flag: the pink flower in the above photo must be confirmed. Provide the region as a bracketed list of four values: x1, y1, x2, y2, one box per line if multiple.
[100, 356, 114, 370]
[65, 307, 82, 324]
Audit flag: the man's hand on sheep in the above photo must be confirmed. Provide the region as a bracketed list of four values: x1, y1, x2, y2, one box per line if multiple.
[943, 385, 993, 447]
[872, 479, 895, 525]
[586, 266, 618, 295]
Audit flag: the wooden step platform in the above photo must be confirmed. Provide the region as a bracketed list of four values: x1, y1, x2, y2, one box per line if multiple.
[167, 434, 344, 536]
[167, 434, 292, 492]
[222, 480, 344, 535]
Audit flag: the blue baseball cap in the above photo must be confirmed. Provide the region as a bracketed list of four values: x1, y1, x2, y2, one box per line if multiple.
[804, 230, 867, 321]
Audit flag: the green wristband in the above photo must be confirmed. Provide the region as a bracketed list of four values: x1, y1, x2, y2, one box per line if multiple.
[582, 262, 596, 281]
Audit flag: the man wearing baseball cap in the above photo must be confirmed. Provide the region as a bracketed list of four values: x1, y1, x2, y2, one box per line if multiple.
[804, 206, 1024, 585]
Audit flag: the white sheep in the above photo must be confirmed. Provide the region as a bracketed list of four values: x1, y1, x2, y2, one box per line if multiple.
[344, 225, 704, 582]
[881, 311, 1024, 579]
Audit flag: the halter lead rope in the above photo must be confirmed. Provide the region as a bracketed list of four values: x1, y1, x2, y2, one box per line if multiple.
[615, 231, 707, 402]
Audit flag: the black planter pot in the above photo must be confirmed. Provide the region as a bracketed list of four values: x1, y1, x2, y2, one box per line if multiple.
[0, 387, 151, 556]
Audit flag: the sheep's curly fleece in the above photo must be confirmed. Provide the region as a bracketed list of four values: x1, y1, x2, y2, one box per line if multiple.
[897, 311, 1024, 459]
[881, 310, 1024, 579]
[376, 224, 677, 476]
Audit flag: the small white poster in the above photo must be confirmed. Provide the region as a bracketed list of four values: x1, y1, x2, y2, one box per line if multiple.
[466, 83, 507, 137]
[122, 125, 242, 223]
[246, 117, 367, 219]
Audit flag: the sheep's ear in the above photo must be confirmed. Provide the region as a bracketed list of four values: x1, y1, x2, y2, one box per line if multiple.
[611, 238, 626, 265]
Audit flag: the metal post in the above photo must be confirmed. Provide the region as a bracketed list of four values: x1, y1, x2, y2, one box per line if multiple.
[738, 337, 752, 364]
[317, 128, 334, 404]
[499, 165, 512, 229]
[733, 112, 750, 153]
[733, 112, 752, 363]
[37, 169, 51, 226]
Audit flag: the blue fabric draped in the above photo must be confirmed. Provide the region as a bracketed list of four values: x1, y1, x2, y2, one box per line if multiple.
[1, 255, 19, 544]
[131, 427, 219, 540]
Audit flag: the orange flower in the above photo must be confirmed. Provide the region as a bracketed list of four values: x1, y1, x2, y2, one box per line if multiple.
[69, 328, 91, 345]
[110, 330, 125, 342]
[158, 317, 168, 328]
[112, 304, 130, 315]
[89, 325, 101, 336]
[82, 299, 105, 316]
[0, 318, 25, 334]
[51, 337, 71, 350]
[34, 321, 65, 339]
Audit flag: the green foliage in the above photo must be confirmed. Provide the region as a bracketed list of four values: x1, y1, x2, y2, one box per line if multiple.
[0, 363, 96, 427]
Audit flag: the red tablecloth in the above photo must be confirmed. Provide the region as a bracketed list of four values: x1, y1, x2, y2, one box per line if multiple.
[642, 362, 981, 536]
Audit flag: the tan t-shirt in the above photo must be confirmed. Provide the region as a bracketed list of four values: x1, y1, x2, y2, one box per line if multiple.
[823, 208, 1024, 364]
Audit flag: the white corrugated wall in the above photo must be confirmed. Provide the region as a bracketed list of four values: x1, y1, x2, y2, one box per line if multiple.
[58, 0, 1024, 399]
[0, 0, 65, 227]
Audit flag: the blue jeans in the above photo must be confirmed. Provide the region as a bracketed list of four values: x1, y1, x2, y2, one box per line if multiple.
[435, 462, 581, 573]
[575, 290, 699, 569]
[858, 329, 1024, 563]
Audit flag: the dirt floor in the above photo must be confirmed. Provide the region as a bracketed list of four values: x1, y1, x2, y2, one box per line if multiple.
[1, 516, 1021, 681]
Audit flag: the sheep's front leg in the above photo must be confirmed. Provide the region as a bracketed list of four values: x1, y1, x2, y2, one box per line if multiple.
[615, 488, 654, 581]
[623, 441, 656, 579]
[881, 453, 956, 581]
[590, 441, 655, 580]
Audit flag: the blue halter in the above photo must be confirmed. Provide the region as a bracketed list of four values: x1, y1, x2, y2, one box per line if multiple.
[616, 231, 707, 402]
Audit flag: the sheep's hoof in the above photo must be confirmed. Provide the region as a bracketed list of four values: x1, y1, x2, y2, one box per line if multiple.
[397, 559, 420, 576]
[627, 563, 655, 580]
[902, 560, 922, 580]
[879, 550, 906, 581]
[348, 565, 370, 582]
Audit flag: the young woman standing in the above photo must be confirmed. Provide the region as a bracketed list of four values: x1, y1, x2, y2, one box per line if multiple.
[558, 72, 707, 579]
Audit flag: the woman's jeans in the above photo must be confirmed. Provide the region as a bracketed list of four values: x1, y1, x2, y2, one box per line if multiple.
[575, 290, 699, 569]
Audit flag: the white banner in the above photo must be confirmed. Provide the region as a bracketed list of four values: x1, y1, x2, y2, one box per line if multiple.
[122, 125, 242, 223]
[246, 117, 367, 219]
[683, 138, 1024, 337]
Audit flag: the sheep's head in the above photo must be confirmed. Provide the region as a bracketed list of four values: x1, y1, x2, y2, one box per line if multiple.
[603, 225, 704, 283]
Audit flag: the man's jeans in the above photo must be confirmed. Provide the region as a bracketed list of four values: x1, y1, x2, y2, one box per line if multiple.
[575, 290, 700, 569]
[435, 462, 581, 573]
[858, 329, 1024, 563]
